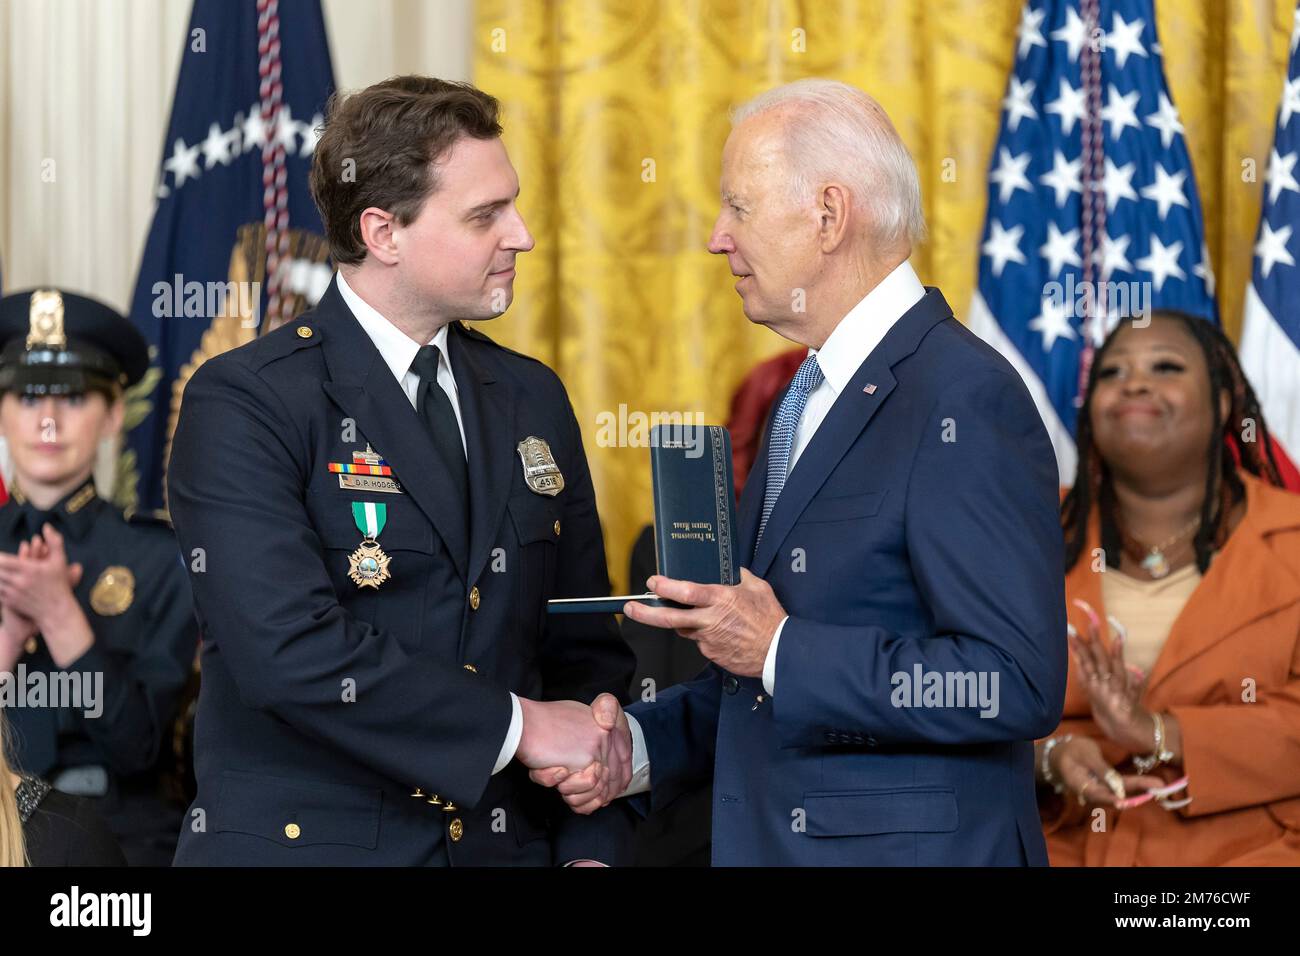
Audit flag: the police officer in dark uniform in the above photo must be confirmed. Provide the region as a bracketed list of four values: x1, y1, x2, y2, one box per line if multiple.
[0, 288, 198, 866]
[167, 76, 637, 866]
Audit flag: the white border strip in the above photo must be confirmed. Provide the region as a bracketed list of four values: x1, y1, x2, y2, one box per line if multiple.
[968, 290, 1079, 486]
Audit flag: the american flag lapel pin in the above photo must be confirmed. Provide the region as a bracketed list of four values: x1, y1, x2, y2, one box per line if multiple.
[863, 383, 877, 394]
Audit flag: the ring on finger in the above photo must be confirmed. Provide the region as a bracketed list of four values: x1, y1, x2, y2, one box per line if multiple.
[1103, 769, 1125, 799]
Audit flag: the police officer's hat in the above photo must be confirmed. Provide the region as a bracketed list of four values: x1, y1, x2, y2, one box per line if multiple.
[0, 288, 149, 396]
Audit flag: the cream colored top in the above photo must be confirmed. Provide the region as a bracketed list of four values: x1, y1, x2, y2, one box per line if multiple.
[1101, 562, 1201, 675]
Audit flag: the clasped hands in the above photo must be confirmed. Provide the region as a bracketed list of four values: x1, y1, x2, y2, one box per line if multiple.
[521, 569, 786, 815]
[516, 694, 634, 815]
[1047, 599, 1184, 808]
[0, 522, 90, 671]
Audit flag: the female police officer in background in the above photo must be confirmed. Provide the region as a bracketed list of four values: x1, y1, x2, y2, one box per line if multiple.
[0, 288, 197, 865]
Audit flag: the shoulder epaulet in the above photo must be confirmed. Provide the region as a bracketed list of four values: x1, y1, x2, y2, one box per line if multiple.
[456, 321, 547, 368]
[244, 319, 323, 373]
[123, 507, 174, 530]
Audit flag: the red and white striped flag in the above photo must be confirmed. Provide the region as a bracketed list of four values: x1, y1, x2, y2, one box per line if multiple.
[1240, 3, 1300, 488]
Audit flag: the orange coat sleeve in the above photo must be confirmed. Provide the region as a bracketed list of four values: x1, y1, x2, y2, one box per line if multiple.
[1169, 630, 1300, 816]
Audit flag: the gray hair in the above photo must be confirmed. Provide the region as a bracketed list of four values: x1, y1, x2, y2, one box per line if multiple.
[732, 79, 926, 248]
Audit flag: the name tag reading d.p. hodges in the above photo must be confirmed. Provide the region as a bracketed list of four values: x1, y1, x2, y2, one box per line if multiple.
[329, 444, 405, 494]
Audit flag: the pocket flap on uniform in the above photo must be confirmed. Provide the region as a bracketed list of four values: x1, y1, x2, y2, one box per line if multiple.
[802, 787, 958, 837]
[508, 492, 562, 545]
[215, 770, 383, 849]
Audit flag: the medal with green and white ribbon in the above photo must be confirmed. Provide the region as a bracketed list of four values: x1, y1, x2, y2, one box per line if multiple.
[347, 502, 392, 588]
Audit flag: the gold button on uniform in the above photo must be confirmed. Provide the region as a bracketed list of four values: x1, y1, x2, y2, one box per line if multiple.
[284, 823, 301, 840]
[296, 326, 313, 338]
[448, 818, 464, 842]
[463, 663, 477, 673]
[469, 586, 480, 610]
[553, 519, 561, 536]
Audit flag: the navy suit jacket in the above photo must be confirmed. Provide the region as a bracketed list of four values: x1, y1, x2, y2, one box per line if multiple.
[628, 288, 1067, 866]
[167, 278, 636, 865]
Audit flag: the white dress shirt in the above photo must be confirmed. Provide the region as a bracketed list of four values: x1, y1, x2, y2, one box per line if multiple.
[622, 258, 927, 796]
[336, 271, 522, 775]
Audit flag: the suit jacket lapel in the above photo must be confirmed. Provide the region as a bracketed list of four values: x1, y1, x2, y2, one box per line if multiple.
[316, 280, 470, 581]
[449, 323, 517, 587]
[749, 289, 953, 577]
[737, 417, 771, 565]
[749, 366, 897, 576]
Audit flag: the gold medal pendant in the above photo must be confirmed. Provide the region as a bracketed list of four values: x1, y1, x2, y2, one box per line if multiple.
[347, 502, 392, 588]
[347, 537, 392, 588]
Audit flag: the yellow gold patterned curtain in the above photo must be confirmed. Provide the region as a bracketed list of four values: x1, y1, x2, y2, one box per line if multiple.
[473, 0, 1296, 593]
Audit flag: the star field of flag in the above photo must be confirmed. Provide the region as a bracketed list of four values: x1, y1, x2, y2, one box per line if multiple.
[976, 0, 1217, 448]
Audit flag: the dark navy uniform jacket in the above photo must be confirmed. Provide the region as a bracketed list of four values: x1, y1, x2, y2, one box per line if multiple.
[628, 290, 1068, 866]
[0, 480, 197, 865]
[167, 278, 636, 865]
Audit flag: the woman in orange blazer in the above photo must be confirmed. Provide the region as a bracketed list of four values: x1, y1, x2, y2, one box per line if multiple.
[1037, 310, 1300, 866]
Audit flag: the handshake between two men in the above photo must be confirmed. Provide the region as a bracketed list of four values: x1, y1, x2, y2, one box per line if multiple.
[516, 694, 634, 815]
[513, 568, 790, 815]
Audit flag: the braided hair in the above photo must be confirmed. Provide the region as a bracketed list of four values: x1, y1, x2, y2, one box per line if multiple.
[1062, 311, 1284, 574]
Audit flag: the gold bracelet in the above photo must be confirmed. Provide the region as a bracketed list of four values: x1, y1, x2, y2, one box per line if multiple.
[1133, 712, 1175, 773]
[1040, 734, 1072, 793]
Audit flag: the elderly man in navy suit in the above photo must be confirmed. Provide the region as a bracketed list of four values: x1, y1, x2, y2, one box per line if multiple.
[532, 79, 1068, 866]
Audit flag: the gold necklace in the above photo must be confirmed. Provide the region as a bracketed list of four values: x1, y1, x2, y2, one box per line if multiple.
[1120, 514, 1202, 579]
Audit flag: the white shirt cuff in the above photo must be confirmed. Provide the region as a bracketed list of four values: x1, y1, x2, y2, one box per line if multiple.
[619, 714, 651, 797]
[493, 692, 523, 774]
[763, 616, 788, 697]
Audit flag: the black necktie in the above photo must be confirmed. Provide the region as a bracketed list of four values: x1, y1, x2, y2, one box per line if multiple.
[410, 344, 469, 513]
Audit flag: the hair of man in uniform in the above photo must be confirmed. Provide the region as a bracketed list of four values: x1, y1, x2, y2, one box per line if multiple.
[0, 710, 27, 867]
[1062, 309, 1286, 576]
[308, 75, 503, 266]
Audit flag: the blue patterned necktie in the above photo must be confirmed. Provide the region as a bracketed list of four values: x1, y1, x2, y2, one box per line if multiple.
[756, 353, 824, 552]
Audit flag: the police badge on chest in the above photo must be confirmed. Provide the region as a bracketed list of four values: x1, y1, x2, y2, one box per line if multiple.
[517, 436, 564, 497]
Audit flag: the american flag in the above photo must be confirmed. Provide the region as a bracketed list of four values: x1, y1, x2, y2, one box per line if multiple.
[1240, 3, 1300, 471]
[969, 0, 1217, 484]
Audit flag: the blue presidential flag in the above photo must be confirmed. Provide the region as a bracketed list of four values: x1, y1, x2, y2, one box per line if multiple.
[126, 0, 335, 512]
[1241, 3, 1300, 468]
[969, 0, 1217, 484]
